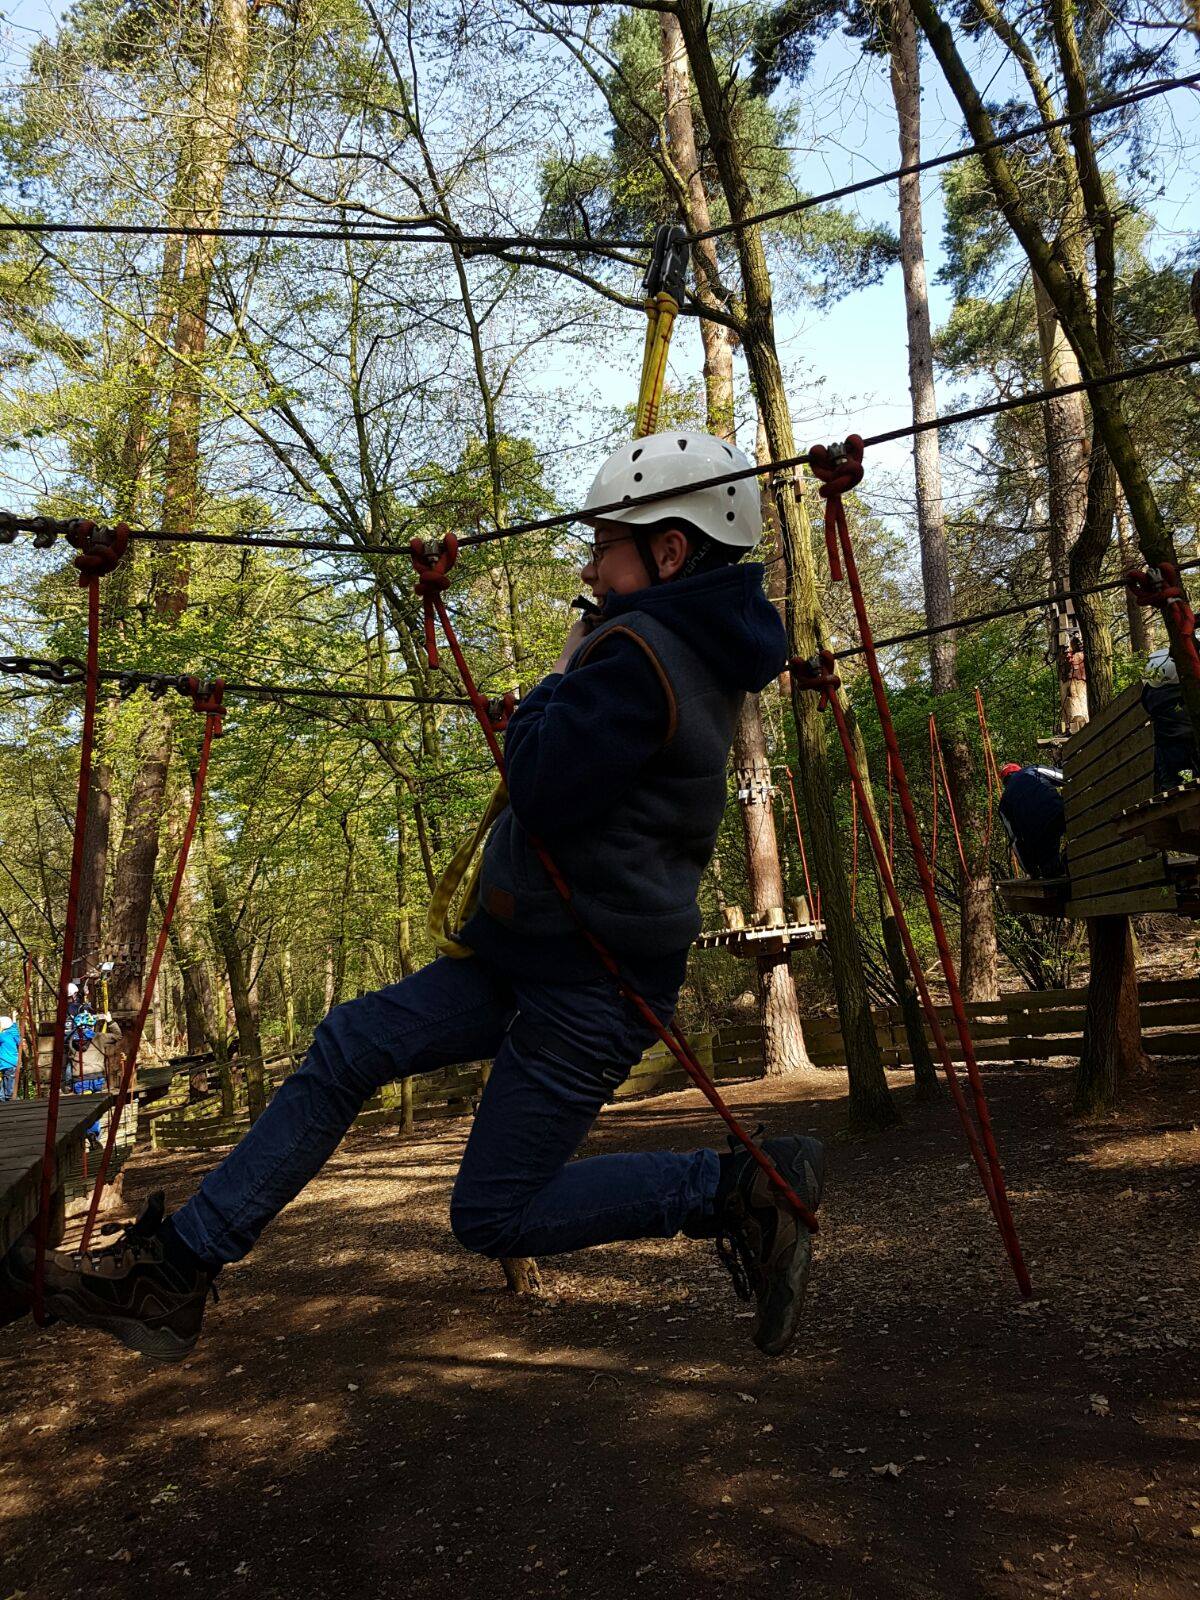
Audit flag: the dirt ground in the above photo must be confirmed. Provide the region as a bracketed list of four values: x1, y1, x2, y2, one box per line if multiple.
[2, 1059, 1199, 1600]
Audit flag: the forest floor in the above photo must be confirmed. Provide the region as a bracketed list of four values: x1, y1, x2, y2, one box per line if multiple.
[1, 1056, 1199, 1600]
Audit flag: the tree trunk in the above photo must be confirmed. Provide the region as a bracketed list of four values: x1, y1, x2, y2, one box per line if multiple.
[1033, 276, 1091, 733]
[1074, 916, 1147, 1114]
[732, 699, 816, 1077]
[395, 787, 414, 979]
[677, 0, 896, 1132]
[1115, 496, 1150, 656]
[660, 15, 815, 1081]
[198, 801, 264, 1119]
[107, 712, 172, 1009]
[879, 886, 938, 1098]
[104, 0, 252, 1009]
[660, 10, 735, 442]
[75, 756, 112, 977]
[890, 4, 996, 1001]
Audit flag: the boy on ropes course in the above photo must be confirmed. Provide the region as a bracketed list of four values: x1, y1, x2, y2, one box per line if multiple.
[998, 761, 1066, 879]
[3, 432, 825, 1363]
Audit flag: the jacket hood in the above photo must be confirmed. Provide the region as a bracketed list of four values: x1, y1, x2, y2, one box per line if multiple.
[598, 563, 787, 693]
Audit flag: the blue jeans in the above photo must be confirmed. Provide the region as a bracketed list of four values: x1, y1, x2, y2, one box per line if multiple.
[0, 1068, 12, 1102]
[172, 955, 720, 1269]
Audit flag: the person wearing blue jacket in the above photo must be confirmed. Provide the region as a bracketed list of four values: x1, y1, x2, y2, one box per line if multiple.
[999, 763, 1066, 878]
[0, 1015, 18, 1102]
[6, 433, 824, 1363]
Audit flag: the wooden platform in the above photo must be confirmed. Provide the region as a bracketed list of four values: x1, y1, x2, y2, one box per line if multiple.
[695, 919, 825, 955]
[1116, 779, 1200, 856]
[996, 876, 1070, 917]
[0, 1094, 112, 1254]
[1003, 685, 1198, 919]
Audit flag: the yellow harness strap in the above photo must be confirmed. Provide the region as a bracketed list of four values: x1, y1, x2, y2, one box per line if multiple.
[427, 779, 509, 958]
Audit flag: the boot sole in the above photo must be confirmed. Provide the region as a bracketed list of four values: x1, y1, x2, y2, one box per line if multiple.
[752, 1228, 813, 1357]
[41, 1289, 199, 1362]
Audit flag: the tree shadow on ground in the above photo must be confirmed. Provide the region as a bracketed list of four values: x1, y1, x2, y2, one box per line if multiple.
[2, 1062, 1199, 1600]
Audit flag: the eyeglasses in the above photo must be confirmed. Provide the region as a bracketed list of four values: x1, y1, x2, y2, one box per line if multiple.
[580, 533, 638, 564]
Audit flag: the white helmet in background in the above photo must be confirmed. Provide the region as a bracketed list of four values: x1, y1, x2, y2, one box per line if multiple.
[582, 431, 762, 550]
[1143, 648, 1179, 688]
[0, 1015, 12, 1031]
[67, 981, 78, 998]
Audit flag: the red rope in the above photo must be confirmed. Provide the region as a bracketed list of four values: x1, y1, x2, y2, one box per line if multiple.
[78, 685, 224, 1253]
[782, 765, 817, 919]
[32, 578, 102, 1322]
[411, 539, 820, 1235]
[928, 715, 939, 873]
[1125, 562, 1200, 680]
[885, 749, 895, 870]
[929, 712, 969, 877]
[807, 440, 1031, 1298]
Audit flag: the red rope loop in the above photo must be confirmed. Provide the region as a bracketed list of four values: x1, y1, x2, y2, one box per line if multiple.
[410, 535, 459, 668]
[806, 435, 864, 581]
[65, 520, 129, 585]
[1124, 562, 1200, 679]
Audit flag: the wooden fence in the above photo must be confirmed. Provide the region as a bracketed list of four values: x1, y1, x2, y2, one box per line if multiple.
[802, 976, 1199, 1069]
[137, 976, 1199, 1153]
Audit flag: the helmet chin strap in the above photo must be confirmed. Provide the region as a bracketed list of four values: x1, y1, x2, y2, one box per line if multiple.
[632, 528, 664, 586]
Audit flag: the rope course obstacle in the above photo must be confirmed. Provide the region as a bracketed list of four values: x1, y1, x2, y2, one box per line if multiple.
[5, 62, 1200, 1305]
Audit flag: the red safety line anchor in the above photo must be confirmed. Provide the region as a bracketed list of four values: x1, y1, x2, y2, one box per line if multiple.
[1125, 562, 1200, 681]
[806, 435, 1033, 1299]
[409, 538, 820, 1235]
[78, 680, 225, 1253]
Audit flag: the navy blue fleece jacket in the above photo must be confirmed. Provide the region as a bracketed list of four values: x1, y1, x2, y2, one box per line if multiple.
[459, 563, 788, 985]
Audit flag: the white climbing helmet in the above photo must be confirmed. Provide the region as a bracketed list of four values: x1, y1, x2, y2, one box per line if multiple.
[0, 1015, 12, 1031]
[1144, 647, 1179, 688]
[581, 431, 763, 549]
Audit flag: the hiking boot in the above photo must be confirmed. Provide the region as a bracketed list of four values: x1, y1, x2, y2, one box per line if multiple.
[25, 1193, 216, 1362]
[706, 1133, 825, 1358]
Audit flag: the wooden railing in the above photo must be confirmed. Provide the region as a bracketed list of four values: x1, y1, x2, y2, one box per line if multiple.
[802, 976, 1199, 1069]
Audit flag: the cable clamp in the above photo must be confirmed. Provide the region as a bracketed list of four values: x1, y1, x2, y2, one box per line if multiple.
[790, 650, 841, 711]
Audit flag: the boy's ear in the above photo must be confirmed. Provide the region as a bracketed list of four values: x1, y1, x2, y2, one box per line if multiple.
[655, 526, 689, 579]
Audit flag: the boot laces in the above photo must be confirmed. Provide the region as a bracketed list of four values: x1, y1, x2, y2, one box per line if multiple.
[86, 1193, 167, 1268]
[715, 1226, 756, 1302]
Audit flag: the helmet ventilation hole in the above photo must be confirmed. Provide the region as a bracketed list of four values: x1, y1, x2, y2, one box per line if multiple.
[727, 485, 736, 496]
[726, 511, 736, 522]
[631, 447, 642, 461]
[677, 438, 688, 449]
[633, 472, 643, 482]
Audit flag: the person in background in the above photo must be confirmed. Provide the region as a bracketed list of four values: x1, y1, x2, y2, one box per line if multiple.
[0, 1015, 18, 1102]
[1141, 648, 1199, 792]
[999, 763, 1067, 879]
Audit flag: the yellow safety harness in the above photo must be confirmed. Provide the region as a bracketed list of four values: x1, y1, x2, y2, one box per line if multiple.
[428, 223, 690, 958]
